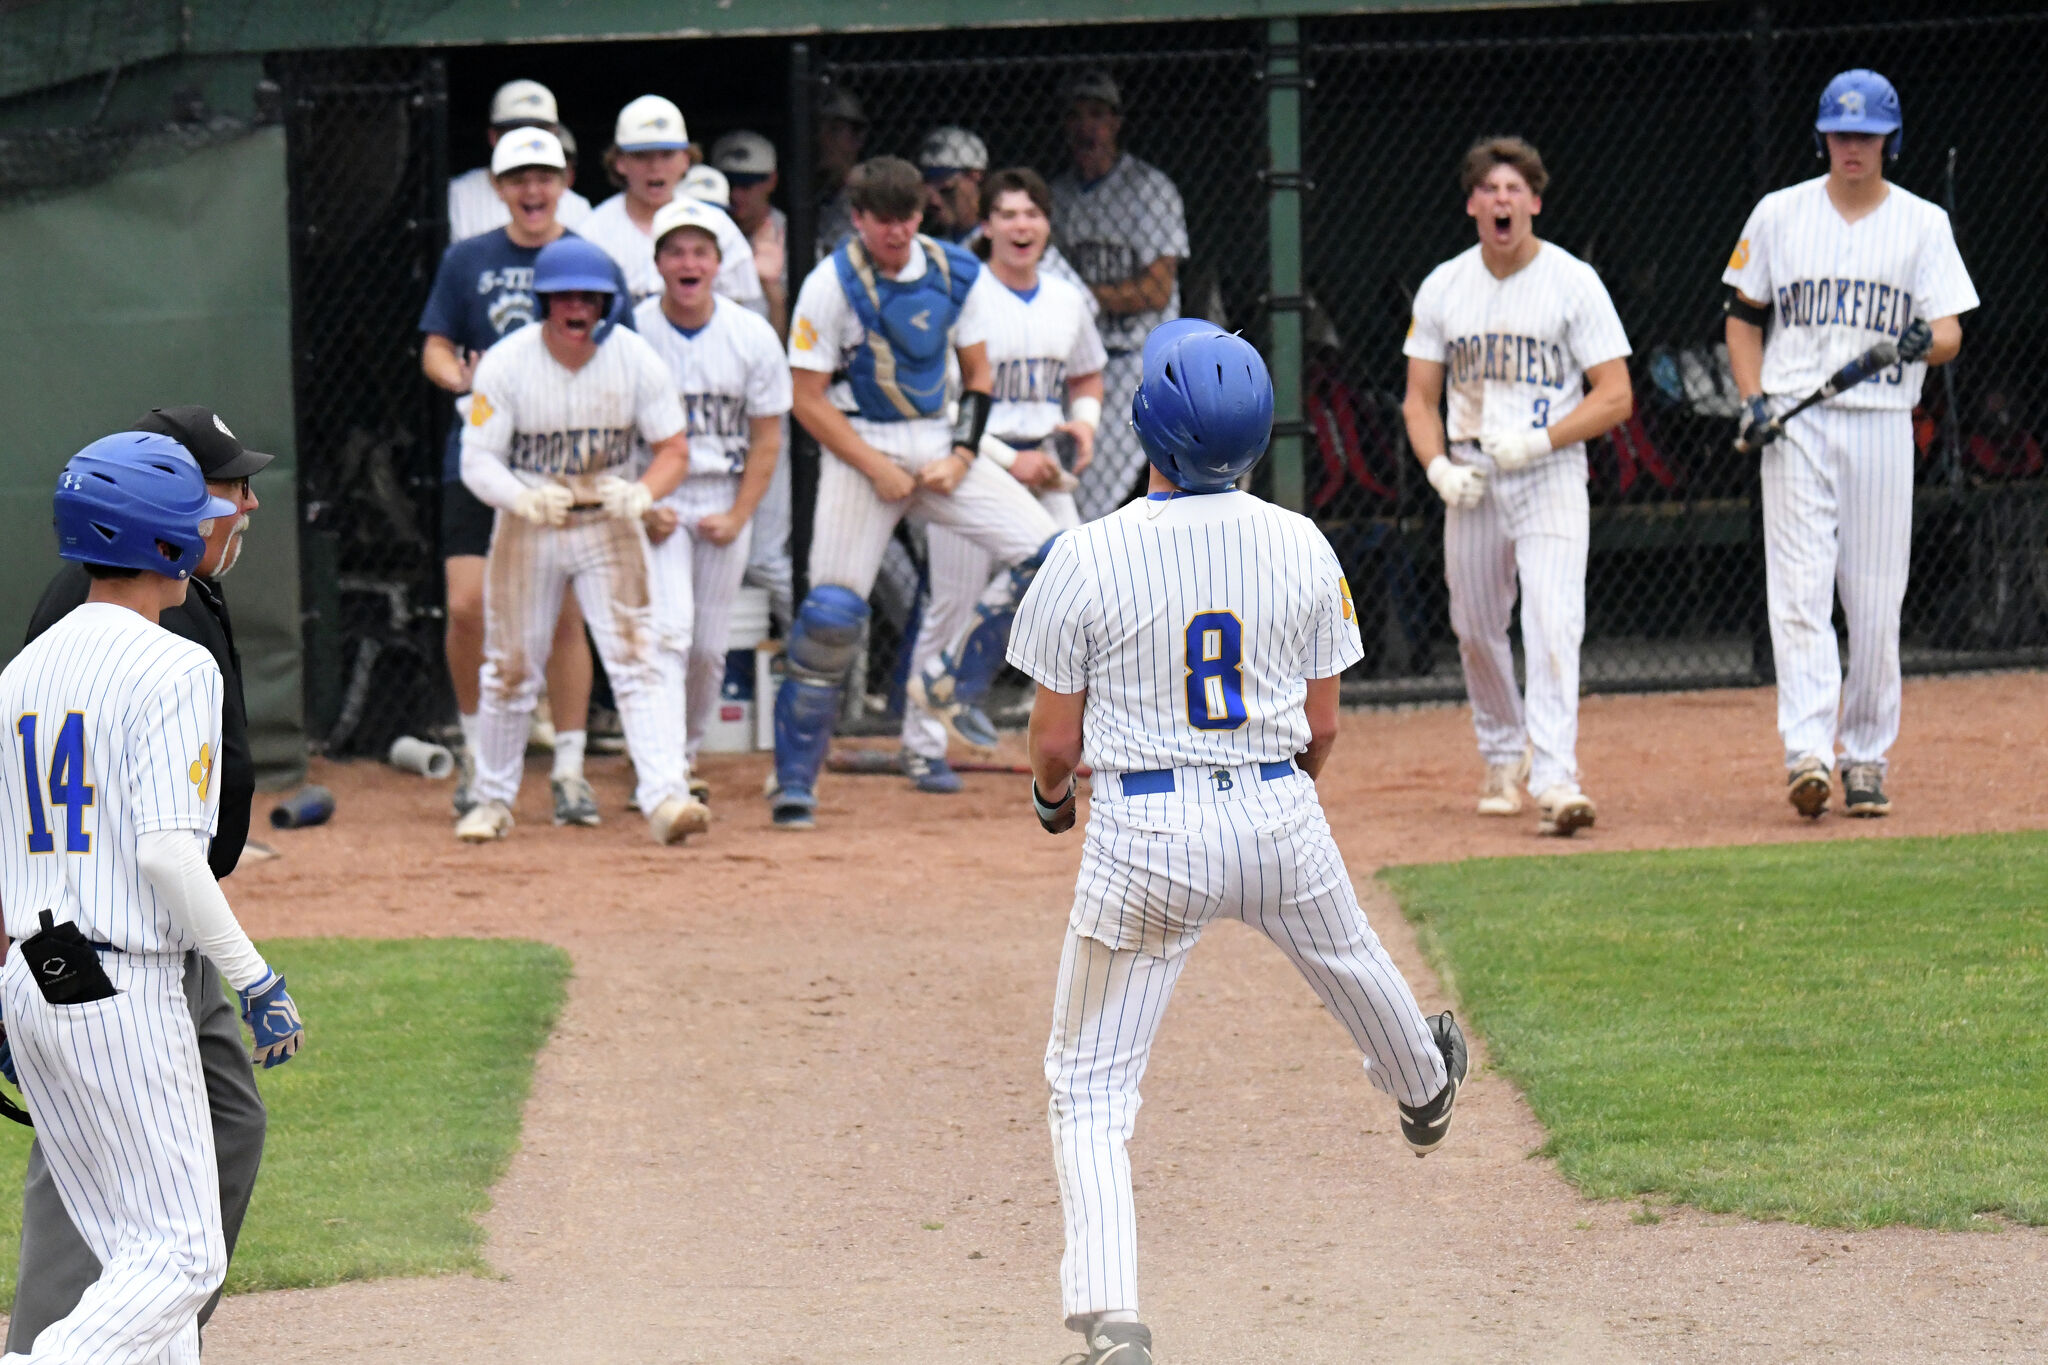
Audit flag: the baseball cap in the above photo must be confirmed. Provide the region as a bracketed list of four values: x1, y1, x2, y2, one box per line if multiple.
[132, 407, 274, 481]
[615, 95, 689, 152]
[818, 86, 868, 127]
[711, 130, 777, 182]
[489, 79, 559, 129]
[650, 197, 727, 256]
[917, 126, 988, 179]
[1061, 69, 1122, 113]
[555, 124, 579, 160]
[490, 126, 567, 176]
[681, 164, 731, 208]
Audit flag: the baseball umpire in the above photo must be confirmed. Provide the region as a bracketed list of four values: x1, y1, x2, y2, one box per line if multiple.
[8, 405, 271, 1352]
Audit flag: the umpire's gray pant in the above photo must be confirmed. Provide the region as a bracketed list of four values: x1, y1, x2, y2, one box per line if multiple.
[4, 951, 266, 1354]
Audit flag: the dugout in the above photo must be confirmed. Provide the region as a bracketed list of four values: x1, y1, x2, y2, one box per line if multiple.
[2, 0, 2044, 776]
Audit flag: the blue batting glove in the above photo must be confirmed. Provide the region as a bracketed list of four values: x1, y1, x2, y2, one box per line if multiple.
[1738, 395, 1776, 451]
[238, 968, 304, 1069]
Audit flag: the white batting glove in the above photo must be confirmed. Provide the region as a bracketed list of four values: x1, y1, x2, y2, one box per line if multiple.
[511, 484, 573, 527]
[1425, 456, 1487, 510]
[1478, 425, 1553, 473]
[595, 474, 654, 523]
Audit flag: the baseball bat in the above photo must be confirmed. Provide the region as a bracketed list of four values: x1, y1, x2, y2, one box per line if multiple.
[1734, 339, 1900, 453]
[824, 750, 1091, 779]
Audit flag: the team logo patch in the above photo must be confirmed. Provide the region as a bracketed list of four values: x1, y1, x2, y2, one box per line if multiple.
[1728, 238, 1751, 270]
[909, 309, 931, 333]
[1838, 90, 1865, 117]
[190, 744, 213, 801]
[469, 393, 495, 427]
[1338, 576, 1355, 622]
[214, 414, 235, 438]
[1405, 317, 1416, 338]
[793, 317, 817, 352]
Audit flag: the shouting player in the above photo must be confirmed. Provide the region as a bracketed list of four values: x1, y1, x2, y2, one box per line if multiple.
[1011, 323, 1463, 1364]
[899, 167, 1106, 791]
[447, 79, 592, 242]
[634, 198, 792, 802]
[774, 156, 1061, 829]
[456, 235, 705, 844]
[1, 433, 303, 1363]
[1400, 136, 1633, 836]
[1723, 69, 1977, 818]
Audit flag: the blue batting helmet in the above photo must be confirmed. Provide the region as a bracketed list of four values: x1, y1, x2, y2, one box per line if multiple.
[1814, 69, 1902, 161]
[54, 432, 236, 579]
[1130, 321, 1274, 493]
[533, 235, 624, 339]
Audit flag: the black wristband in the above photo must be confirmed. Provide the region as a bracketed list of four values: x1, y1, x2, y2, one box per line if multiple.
[952, 390, 992, 455]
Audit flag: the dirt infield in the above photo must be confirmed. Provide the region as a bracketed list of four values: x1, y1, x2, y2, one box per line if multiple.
[76, 674, 2048, 1361]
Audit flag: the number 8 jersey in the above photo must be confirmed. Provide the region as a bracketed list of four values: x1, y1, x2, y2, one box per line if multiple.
[1007, 491, 1362, 773]
[1404, 241, 1630, 450]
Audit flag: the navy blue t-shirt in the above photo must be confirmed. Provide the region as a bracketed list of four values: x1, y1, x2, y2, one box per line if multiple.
[418, 227, 633, 482]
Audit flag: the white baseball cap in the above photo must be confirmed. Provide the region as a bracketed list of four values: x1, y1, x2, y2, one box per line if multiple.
[490, 126, 567, 176]
[917, 126, 988, 175]
[711, 130, 777, 180]
[615, 95, 689, 152]
[650, 197, 727, 256]
[490, 79, 559, 128]
[681, 164, 731, 208]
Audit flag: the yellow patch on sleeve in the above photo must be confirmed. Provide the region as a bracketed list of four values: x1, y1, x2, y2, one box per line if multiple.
[1338, 576, 1355, 622]
[189, 743, 214, 801]
[793, 316, 817, 352]
[1405, 317, 1416, 338]
[468, 392, 495, 427]
[1728, 238, 1750, 270]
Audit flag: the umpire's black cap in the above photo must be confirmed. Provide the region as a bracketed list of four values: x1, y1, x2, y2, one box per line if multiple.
[131, 406, 274, 481]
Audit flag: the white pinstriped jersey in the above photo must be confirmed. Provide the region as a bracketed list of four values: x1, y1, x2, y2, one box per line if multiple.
[632, 295, 792, 477]
[1050, 154, 1188, 352]
[1724, 176, 1978, 409]
[447, 165, 592, 243]
[0, 604, 222, 951]
[578, 193, 767, 316]
[980, 272, 1109, 445]
[464, 324, 686, 501]
[1405, 242, 1631, 448]
[1008, 491, 1362, 772]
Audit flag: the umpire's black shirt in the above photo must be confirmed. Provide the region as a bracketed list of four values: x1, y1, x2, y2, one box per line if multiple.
[26, 567, 252, 879]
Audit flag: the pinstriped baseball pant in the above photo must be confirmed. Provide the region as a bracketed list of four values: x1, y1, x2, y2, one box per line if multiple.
[1045, 769, 1444, 1327]
[646, 474, 755, 769]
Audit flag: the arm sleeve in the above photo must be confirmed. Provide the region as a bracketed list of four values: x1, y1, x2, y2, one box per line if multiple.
[1402, 270, 1447, 363]
[746, 321, 795, 416]
[787, 264, 846, 374]
[459, 355, 530, 508]
[129, 661, 223, 837]
[1722, 199, 1773, 297]
[633, 340, 688, 445]
[136, 829, 268, 992]
[1915, 212, 1980, 320]
[953, 271, 999, 350]
[1570, 269, 1633, 368]
[461, 442, 532, 510]
[1069, 300, 1110, 377]
[418, 244, 466, 338]
[1300, 536, 1367, 680]
[1006, 534, 1097, 693]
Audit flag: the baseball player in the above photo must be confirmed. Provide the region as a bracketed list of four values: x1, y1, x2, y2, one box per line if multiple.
[1400, 136, 1633, 836]
[1724, 69, 1977, 819]
[11, 408, 271, 1354]
[578, 96, 767, 319]
[916, 126, 988, 244]
[423, 127, 629, 827]
[900, 168, 1106, 792]
[0, 432, 303, 1364]
[774, 156, 1061, 829]
[1050, 69, 1189, 523]
[455, 235, 706, 844]
[1011, 322, 1464, 1364]
[634, 198, 792, 800]
[812, 86, 869, 256]
[447, 79, 592, 242]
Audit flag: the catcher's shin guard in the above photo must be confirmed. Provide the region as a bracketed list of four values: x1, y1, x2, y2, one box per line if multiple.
[932, 533, 1060, 705]
[773, 585, 869, 795]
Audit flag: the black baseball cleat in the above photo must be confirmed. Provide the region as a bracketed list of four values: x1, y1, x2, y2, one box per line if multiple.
[1841, 762, 1891, 817]
[1398, 1011, 1469, 1157]
[1060, 1321, 1153, 1365]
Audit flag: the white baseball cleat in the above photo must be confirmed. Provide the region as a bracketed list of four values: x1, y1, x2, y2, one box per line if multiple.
[1476, 748, 1532, 816]
[1536, 785, 1596, 837]
[648, 795, 712, 845]
[454, 800, 513, 843]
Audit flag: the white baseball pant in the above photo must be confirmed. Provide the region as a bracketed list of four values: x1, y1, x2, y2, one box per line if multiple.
[647, 474, 755, 768]
[1074, 351, 1144, 523]
[1761, 405, 1914, 771]
[902, 482, 1079, 760]
[1045, 766, 1444, 1328]
[1, 952, 221, 1365]
[475, 510, 686, 816]
[1443, 445, 1590, 797]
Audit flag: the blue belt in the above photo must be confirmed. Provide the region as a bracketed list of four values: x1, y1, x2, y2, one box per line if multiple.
[1119, 758, 1294, 797]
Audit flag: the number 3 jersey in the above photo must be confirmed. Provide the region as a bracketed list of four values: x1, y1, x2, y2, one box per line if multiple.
[1008, 491, 1362, 773]
[0, 604, 223, 949]
[1404, 241, 1631, 450]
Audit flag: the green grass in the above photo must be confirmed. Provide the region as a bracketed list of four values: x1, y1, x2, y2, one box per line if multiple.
[0, 937, 569, 1306]
[1382, 832, 2048, 1229]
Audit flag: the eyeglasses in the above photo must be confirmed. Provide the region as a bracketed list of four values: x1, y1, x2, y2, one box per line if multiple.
[210, 478, 252, 500]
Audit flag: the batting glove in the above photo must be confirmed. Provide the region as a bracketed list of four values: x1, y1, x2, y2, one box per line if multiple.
[1032, 779, 1077, 835]
[1897, 318, 1934, 364]
[1424, 456, 1487, 510]
[512, 484, 573, 527]
[1737, 395, 1776, 452]
[1478, 425, 1553, 473]
[239, 968, 304, 1069]
[596, 474, 654, 523]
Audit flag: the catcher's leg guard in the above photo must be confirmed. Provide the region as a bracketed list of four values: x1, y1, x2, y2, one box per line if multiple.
[773, 585, 869, 797]
[917, 534, 1059, 727]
